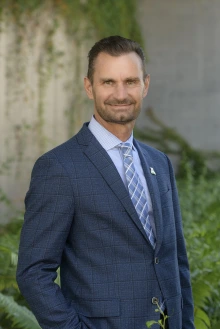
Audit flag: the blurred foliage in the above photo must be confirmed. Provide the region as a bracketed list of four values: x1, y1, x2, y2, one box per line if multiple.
[0, 219, 40, 329]
[135, 107, 220, 178]
[0, 293, 40, 329]
[178, 164, 220, 329]
[0, 0, 144, 46]
[0, 219, 58, 329]
[85, 0, 143, 45]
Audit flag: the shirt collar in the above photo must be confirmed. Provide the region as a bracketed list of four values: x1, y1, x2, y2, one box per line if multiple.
[88, 116, 133, 151]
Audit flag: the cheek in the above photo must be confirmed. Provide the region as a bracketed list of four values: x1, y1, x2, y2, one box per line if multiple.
[94, 93, 105, 104]
[99, 91, 114, 103]
[132, 89, 145, 101]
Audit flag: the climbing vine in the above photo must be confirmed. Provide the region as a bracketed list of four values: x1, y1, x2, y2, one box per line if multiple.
[0, 0, 144, 43]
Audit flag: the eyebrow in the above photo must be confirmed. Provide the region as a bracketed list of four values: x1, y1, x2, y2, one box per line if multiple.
[125, 77, 141, 81]
[100, 78, 115, 82]
[100, 77, 141, 82]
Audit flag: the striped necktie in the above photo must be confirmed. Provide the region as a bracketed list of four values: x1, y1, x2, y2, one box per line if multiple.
[119, 142, 156, 249]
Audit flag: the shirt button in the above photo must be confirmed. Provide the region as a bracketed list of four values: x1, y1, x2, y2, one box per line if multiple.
[155, 257, 159, 264]
[152, 297, 159, 305]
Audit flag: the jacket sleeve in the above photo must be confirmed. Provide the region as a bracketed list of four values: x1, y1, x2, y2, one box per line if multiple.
[16, 154, 87, 329]
[166, 155, 195, 329]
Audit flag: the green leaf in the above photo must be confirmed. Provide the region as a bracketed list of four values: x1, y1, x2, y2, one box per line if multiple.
[158, 319, 163, 326]
[0, 292, 40, 329]
[210, 321, 220, 329]
[194, 307, 211, 327]
[194, 316, 209, 329]
[146, 320, 158, 328]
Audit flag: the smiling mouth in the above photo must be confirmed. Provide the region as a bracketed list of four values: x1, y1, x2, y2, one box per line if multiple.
[108, 103, 132, 107]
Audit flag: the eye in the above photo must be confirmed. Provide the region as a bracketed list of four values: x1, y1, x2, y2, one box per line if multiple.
[126, 79, 138, 86]
[104, 80, 113, 85]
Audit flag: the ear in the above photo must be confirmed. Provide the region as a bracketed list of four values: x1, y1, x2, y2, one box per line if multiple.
[84, 77, 94, 100]
[142, 74, 150, 98]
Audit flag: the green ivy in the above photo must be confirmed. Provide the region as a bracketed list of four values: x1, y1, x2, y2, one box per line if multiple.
[85, 0, 143, 44]
[0, 0, 144, 46]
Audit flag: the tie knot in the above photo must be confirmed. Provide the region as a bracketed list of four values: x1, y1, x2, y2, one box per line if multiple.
[119, 142, 133, 158]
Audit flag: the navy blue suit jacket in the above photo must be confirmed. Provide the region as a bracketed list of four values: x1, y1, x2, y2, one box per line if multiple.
[17, 123, 195, 329]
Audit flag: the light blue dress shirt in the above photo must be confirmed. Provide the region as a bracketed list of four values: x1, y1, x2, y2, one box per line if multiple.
[88, 116, 156, 236]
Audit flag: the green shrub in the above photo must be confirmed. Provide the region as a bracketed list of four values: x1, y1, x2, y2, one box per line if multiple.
[0, 220, 40, 329]
[177, 164, 220, 329]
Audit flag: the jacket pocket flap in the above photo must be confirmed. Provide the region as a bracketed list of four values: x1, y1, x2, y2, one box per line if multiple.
[72, 298, 120, 318]
[165, 294, 183, 315]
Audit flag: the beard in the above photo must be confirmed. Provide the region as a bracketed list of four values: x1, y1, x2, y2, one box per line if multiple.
[95, 97, 141, 125]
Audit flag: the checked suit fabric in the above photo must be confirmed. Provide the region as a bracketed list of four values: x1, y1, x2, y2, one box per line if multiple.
[119, 142, 156, 249]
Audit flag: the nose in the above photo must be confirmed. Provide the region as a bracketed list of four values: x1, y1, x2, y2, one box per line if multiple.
[114, 83, 128, 100]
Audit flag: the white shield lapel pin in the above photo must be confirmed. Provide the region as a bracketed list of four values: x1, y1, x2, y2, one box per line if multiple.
[150, 167, 156, 175]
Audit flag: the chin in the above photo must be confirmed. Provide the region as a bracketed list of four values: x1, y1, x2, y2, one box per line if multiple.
[110, 115, 136, 124]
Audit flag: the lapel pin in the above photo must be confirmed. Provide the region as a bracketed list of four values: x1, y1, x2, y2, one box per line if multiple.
[150, 167, 156, 175]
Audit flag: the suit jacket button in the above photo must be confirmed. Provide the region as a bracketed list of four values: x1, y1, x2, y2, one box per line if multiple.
[155, 257, 159, 264]
[152, 297, 159, 305]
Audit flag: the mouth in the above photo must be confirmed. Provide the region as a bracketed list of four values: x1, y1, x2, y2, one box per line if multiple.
[107, 103, 133, 107]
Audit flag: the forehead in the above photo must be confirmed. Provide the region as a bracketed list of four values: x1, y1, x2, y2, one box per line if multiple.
[93, 52, 144, 79]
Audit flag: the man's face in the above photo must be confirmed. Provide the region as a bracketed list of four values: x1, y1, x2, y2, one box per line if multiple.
[84, 52, 150, 127]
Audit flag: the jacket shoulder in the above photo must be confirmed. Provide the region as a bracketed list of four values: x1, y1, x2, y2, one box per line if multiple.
[136, 140, 167, 159]
[37, 123, 90, 162]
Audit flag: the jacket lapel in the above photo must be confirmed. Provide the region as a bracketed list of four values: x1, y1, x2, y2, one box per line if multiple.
[134, 140, 163, 252]
[76, 124, 153, 245]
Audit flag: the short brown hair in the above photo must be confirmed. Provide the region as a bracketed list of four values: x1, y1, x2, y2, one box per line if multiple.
[87, 35, 147, 83]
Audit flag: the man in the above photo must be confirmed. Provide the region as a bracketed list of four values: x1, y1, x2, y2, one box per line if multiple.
[17, 36, 195, 329]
